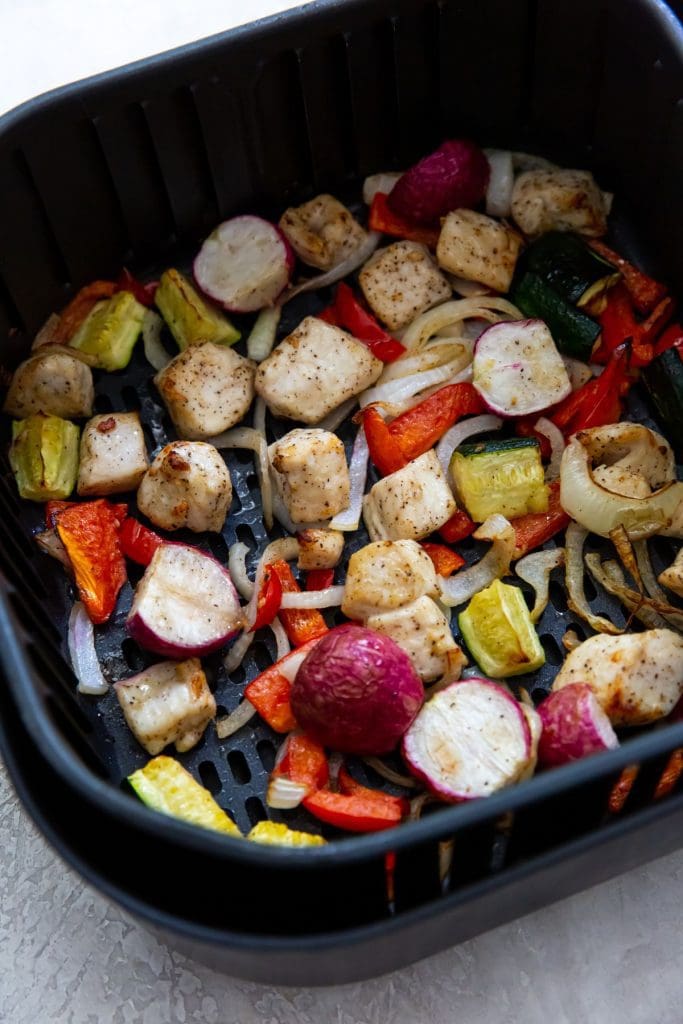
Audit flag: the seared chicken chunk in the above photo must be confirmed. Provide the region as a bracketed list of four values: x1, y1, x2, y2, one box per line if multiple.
[297, 528, 345, 570]
[552, 629, 683, 726]
[255, 317, 382, 424]
[155, 341, 255, 440]
[3, 349, 94, 419]
[269, 428, 350, 524]
[658, 548, 683, 599]
[137, 441, 231, 533]
[342, 539, 438, 620]
[77, 412, 149, 496]
[436, 209, 522, 293]
[511, 168, 609, 238]
[367, 595, 465, 682]
[115, 658, 216, 755]
[359, 241, 451, 331]
[279, 194, 368, 271]
[363, 450, 456, 542]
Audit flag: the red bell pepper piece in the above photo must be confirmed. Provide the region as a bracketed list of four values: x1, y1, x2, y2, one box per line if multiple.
[54, 500, 128, 624]
[512, 480, 569, 558]
[245, 637, 321, 733]
[588, 240, 667, 314]
[421, 542, 465, 576]
[652, 322, 683, 359]
[273, 732, 329, 793]
[338, 765, 410, 816]
[53, 280, 118, 344]
[439, 508, 476, 544]
[369, 192, 441, 249]
[119, 517, 164, 566]
[317, 303, 340, 326]
[594, 284, 675, 367]
[515, 418, 552, 460]
[116, 268, 159, 307]
[303, 789, 405, 832]
[306, 568, 335, 591]
[248, 566, 283, 633]
[45, 500, 76, 529]
[268, 560, 328, 647]
[551, 343, 631, 435]
[332, 282, 406, 363]
[387, 382, 485, 461]
[360, 406, 408, 476]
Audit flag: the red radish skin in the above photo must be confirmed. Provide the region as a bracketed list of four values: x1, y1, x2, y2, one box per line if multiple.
[537, 683, 619, 767]
[193, 215, 293, 313]
[387, 140, 490, 227]
[290, 624, 424, 755]
[402, 677, 532, 801]
[127, 543, 243, 658]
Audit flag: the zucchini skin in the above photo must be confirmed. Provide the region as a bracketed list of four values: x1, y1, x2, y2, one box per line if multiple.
[510, 271, 600, 360]
[642, 347, 683, 458]
[451, 437, 547, 521]
[457, 437, 540, 459]
[522, 231, 619, 308]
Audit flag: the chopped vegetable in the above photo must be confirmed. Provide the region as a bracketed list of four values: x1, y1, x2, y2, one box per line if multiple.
[55, 499, 127, 624]
[564, 522, 622, 635]
[512, 479, 569, 557]
[515, 548, 565, 621]
[593, 282, 674, 367]
[659, 549, 683, 599]
[520, 232, 620, 310]
[306, 568, 335, 591]
[458, 579, 546, 678]
[246, 306, 280, 363]
[360, 406, 407, 476]
[387, 382, 485, 462]
[303, 788, 404, 832]
[267, 731, 329, 809]
[249, 566, 283, 633]
[388, 139, 490, 226]
[268, 560, 328, 647]
[327, 282, 407, 362]
[537, 684, 619, 767]
[10, 414, 79, 502]
[154, 268, 240, 350]
[368, 191, 440, 248]
[551, 341, 630, 434]
[421, 543, 465, 577]
[118, 517, 164, 566]
[244, 638, 321, 732]
[510, 272, 600, 360]
[50, 280, 118, 344]
[450, 437, 548, 522]
[641, 344, 683, 456]
[437, 515, 516, 608]
[128, 756, 241, 836]
[67, 601, 109, 695]
[439, 508, 477, 544]
[247, 821, 326, 846]
[436, 413, 503, 475]
[69, 290, 146, 370]
[338, 765, 409, 817]
[588, 240, 668, 314]
[116, 267, 158, 307]
[484, 149, 514, 218]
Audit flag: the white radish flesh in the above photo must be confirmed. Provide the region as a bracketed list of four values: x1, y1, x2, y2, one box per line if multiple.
[473, 319, 571, 417]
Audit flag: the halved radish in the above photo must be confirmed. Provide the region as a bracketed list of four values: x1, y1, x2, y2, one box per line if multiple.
[387, 139, 490, 226]
[127, 543, 243, 657]
[193, 216, 294, 313]
[537, 683, 619, 767]
[472, 319, 571, 417]
[402, 677, 532, 801]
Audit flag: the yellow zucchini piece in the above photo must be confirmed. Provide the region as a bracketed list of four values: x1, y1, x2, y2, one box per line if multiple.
[155, 269, 240, 350]
[128, 755, 241, 836]
[458, 578, 545, 678]
[10, 413, 79, 501]
[70, 291, 146, 370]
[450, 437, 548, 522]
[247, 821, 326, 847]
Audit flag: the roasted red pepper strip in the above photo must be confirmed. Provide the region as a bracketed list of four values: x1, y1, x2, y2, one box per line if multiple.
[588, 240, 667, 314]
[652, 322, 683, 358]
[45, 500, 76, 529]
[244, 638, 321, 733]
[439, 508, 476, 544]
[338, 766, 410, 816]
[332, 282, 406, 363]
[388, 382, 485, 462]
[515, 418, 552, 460]
[268, 560, 328, 647]
[118, 517, 164, 566]
[317, 304, 340, 326]
[306, 568, 335, 591]
[273, 732, 329, 792]
[303, 789, 404, 832]
[53, 280, 118, 344]
[248, 567, 283, 633]
[369, 192, 440, 249]
[512, 480, 569, 558]
[54, 500, 127, 624]
[116, 268, 159, 307]
[551, 343, 630, 435]
[360, 406, 408, 476]
[594, 284, 675, 367]
[421, 542, 465, 576]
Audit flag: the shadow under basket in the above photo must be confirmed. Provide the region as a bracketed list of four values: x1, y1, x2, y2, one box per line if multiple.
[0, 0, 682, 986]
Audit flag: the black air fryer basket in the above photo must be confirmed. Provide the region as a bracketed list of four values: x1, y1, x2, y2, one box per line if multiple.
[0, 0, 682, 986]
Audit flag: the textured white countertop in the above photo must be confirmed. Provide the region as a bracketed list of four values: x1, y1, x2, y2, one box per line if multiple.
[1, 2, 682, 1020]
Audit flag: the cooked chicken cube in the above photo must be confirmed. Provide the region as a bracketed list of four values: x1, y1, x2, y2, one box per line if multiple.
[137, 441, 232, 533]
[279, 194, 368, 271]
[367, 595, 465, 682]
[436, 209, 522, 293]
[115, 658, 216, 755]
[659, 548, 683, 598]
[341, 539, 438, 620]
[552, 629, 683, 726]
[155, 341, 255, 440]
[3, 349, 94, 419]
[77, 412, 149, 496]
[255, 317, 382, 424]
[269, 429, 350, 524]
[511, 168, 609, 238]
[359, 241, 451, 331]
[363, 450, 456, 542]
[297, 528, 345, 570]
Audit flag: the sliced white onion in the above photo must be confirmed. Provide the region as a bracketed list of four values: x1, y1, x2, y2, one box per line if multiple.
[208, 426, 273, 532]
[361, 757, 419, 789]
[247, 306, 280, 363]
[376, 340, 469, 384]
[278, 644, 316, 685]
[401, 297, 523, 352]
[269, 615, 291, 660]
[565, 523, 622, 635]
[317, 396, 357, 433]
[329, 426, 369, 532]
[216, 699, 257, 739]
[484, 149, 514, 217]
[266, 775, 309, 810]
[534, 416, 565, 482]
[436, 413, 503, 474]
[634, 539, 670, 605]
[359, 357, 471, 410]
[228, 541, 253, 599]
[515, 548, 565, 622]
[562, 356, 593, 391]
[223, 631, 254, 674]
[362, 172, 402, 205]
[282, 231, 381, 303]
[253, 395, 266, 438]
[67, 602, 108, 695]
[511, 152, 559, 173]
[585, 555, 670, 631]
[438, 515, 516, 607]
[447, 276, 493, 299]
[243, 536, 300, 630]
[142, 309, 171, 371]
[280, 585, 345, 609]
